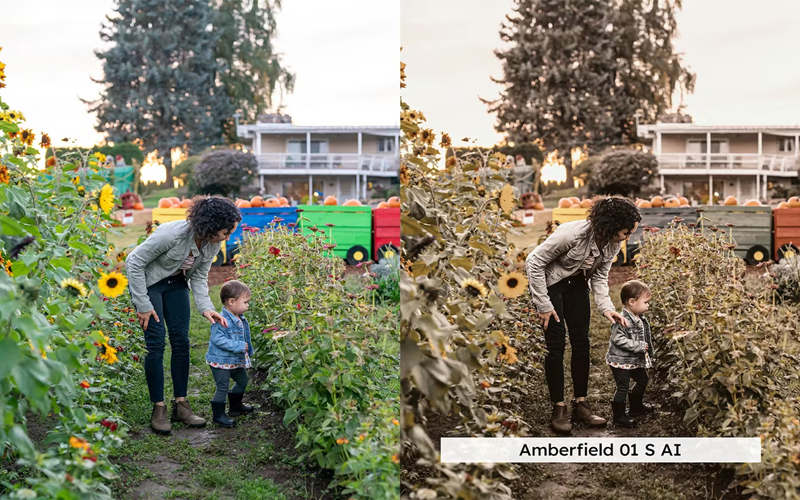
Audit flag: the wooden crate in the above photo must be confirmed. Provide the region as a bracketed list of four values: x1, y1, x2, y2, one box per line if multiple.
[773, 207, 800, 260]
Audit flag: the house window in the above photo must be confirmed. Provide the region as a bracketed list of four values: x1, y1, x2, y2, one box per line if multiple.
[287, 139, 328, 154]
[687, 139, 728, 153]
[378, 137, 394, 153]
[779, 137, 794, 152]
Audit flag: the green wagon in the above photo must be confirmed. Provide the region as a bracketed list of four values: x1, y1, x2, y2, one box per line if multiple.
[297, 205, 372, 264]
[696, 206, 773, 264]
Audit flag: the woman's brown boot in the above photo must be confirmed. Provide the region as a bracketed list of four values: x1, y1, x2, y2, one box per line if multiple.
[551, 404, 572, 434]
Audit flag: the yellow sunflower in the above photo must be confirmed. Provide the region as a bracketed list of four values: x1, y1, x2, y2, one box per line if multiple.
[98, 271, 127, 298]
[499, 183, 515, 215]
[60, 278, 88, 297]
[97, 333, 119, 365]
[0, 164, 9, 184]
[440, 132, 452, 149]
[461, 278, 488, 297]
[419, 129, 435, 146]
[498, 271, 528, 298]
[19, 129, 34, 146]
[98, 183, 114, 214]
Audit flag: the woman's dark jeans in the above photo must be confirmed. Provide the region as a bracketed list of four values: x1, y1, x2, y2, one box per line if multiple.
[543, 272, 591, 403]
[610, 366, 648, 404]
[142, 274, 191, 403]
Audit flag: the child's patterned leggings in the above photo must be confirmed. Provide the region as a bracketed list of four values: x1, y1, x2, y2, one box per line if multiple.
[210, 367, 248, 403]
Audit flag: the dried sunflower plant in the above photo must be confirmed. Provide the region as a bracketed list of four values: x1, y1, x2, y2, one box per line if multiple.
[400, 64, 545, 499]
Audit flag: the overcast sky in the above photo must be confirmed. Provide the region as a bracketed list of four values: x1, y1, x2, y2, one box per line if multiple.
[0, 0, 399, 148]
[402, 0, 800, 146]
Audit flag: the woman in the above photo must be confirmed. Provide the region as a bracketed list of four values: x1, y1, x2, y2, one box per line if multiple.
[126, 195, 241, 435]
[525, 196, 640, 434]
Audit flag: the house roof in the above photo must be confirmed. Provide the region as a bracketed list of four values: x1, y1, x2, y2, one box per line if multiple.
[638, 123, 800, 137]
[237, 124, 400, 137]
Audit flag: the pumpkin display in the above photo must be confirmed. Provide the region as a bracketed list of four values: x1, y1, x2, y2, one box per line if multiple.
[579, 199, 592, 209]
[777, 201, 791, 209]
[788, 196, 800, 208]
[249, 196, 264, 207]
[343, 199, 362, 206]
[264, 198, 280, 207]
[744, 199, 761, 207]
[636, 200, 652, 208]
[179, 199, 192, 208]
[723, 196, 738, 206]
[664, 197, 680, 208]
[323, 195, 338, 206]
[387, 196, 401, 208]
[568, 196, 580, 205]
[133, 202, 144, 210]
[377, 201, 389, 209]
[158, 198, 172, 208]
[557, 198, 572, 208]
[278, 196, 289, 206]
[235, 200, 251, 208]
[650, 196, 664, 208]
[678, 195, 689, 206]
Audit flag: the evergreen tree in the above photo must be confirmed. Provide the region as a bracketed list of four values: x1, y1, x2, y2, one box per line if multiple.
[214, 0, 294, 142]
[88, 0, 233, 186]
[487, 0, 694, 186]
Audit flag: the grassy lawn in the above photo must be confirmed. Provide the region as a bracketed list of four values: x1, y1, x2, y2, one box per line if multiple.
[141, 187, 181, 208]
[108, 224, 145, 251]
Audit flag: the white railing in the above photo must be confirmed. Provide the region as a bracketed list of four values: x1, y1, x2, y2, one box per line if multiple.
[256, 153, 398, 173]
[657, 153, 798, 173]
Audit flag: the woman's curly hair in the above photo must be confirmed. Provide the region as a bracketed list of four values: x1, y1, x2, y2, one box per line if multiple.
[588, 196, 641, 251]
[186, 195, 241, 245]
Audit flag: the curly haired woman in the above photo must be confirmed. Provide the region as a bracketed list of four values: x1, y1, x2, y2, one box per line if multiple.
[126, 196, 241, 435]
[525, 196, 641, 435]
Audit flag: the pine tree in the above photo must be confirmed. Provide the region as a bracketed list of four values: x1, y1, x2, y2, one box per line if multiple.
[214, 0, 294, 142]
[88, 0, 233, 186]
[487, 0, 694, 186]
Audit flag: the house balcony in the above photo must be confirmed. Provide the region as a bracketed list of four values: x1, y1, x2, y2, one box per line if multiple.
[256, 153, 398, 177]
[656, 153, 799, 177]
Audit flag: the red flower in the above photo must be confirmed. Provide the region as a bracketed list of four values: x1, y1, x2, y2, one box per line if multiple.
[269, 246, 280, 256]
[101, 419, 118, 431]
[296, 303, 302, 310]
[65, 473, 74, 483]
[287, 222, 296, 228]
[79, 380, 90, 389]
[83, 454, 97, 462]
[325, 223, 334, 227]
[273, 217, 284, 223]
[309, 226, 318, 232]
[132, 354, 140, 362]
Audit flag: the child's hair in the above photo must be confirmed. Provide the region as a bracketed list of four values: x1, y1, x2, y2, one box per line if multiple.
[620, 280, 650, 306]
[220, 279, 250, 305]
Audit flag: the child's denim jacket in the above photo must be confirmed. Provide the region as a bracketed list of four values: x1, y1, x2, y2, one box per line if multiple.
[605, 308, 654, 368]
[205, 308, 254, 366]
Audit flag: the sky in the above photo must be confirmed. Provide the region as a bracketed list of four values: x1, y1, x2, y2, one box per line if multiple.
[402, 0, 800, 147]
[0, 0, 399, 149]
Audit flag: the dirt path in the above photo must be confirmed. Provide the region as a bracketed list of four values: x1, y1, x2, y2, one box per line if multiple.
[111, 284, 334, 500]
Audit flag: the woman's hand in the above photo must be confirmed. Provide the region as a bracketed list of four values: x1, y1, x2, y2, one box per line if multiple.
[604, 310, 628, 327]
[203, 310, 228, 328]
[137, 310, 160, 331]
[538, 310, 560, 330]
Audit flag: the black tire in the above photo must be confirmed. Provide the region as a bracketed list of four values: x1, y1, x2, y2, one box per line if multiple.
[745, 245, 770, 265]
[226, 245, 240, 265]
[626, 244, 640, 263]
[212, 248, 225, 267]
[377, 243, 399, 261]
[777, 243, 799, 262]
[345, 245, 370, 265]
[611, 249, 625, 266]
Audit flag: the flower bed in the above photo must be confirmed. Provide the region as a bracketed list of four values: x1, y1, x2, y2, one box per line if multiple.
[235, 225, 399, 499]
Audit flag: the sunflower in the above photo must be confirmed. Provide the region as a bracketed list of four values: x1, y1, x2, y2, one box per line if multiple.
[98, 271, 127, 298]
[498, 271, 528, 298]
[445, 155, 457, 169]
[498, 341, 519, 364]
[0, 164, 9, 184]
[461, 278, 488, 297]
[69, 436, 90, 451]
[419, 128, 435, 146]
[40, 133, 51, 148]
[98, 183, 114, 214]
[60, 278, 88, 297]
[440, 133, 452, 148]
[19, 129, 34, 146]
[499, 183, 515, 215]
[46, 156, 56, 167]
[77, 185, 85, 196]
[96, 332, 119, 364]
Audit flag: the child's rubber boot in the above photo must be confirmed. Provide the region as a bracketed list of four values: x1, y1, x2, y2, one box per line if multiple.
[211, 401, 235, 428]
[628, 393, 655, 418]
[228, 392, 254, 417]
[611, 401, 636, 427]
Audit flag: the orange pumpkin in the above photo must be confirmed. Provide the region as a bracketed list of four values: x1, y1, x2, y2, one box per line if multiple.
[167, 197, 180, 205]
[250, 196, 264, 207]
[568, 196, 580, 205]
[133, 202, 144, 210]
[236, 200, 251, 208]
[179, 199, 192, 208]
[650, 196, 664, 208]
[678, 195, 689, 206]
[557, 198, 572, 208]
[636, 200, 652, 208]
[377, 201, 389, 209]
[387, 196, 401, 208]
[343, 199, 362, 206]
[664, 197, 680, 208]
[579, 199, 592, 209]
[158, 199, 172, 208]
[744, 199, 760, 206]
[777, 201, 791, 209]
[323, 195, 338, 206]
[278, 196, 289, 206]
[788, 196, 800, 208]
[264, 198, 280, 207]
[723, 196, 738, 206]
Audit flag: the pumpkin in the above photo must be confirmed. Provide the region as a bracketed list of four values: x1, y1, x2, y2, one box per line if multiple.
[744, 199, 761, 206]
[250, 196, 264, 207]
[323, 195, 338, 206]
[557, 198, 572, 208]
[133, 202, 144, 210]
[167, 197, 180, 205]
[158, 199, 172, 208]
[678, 195, 689, 206]
[568, 196, 580, 205]
[278, 196, 289, 206]
[343, 199, 362, 206]
[636, 200, 652, 208]
[723, 196, 738, 206]
[533, 202, 545, 210]
[387, 196, 401, 208]
[264, 198, 280, 207]
[664, 197, 680, 208]
[777, 201, 791, 209]
[179, 199, 192, 208]
[377, 201, 389, 209]
[650, 196, 664, 208]
[579, 199, 592, 209]
[788, 196, 800, 208]
[236, 200, 251, 208]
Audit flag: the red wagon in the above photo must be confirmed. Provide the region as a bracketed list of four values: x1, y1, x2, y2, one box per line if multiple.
[773, 207, 800, 261]
[372, 206, 400, 261]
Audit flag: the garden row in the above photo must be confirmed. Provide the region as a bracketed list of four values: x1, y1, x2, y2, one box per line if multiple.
[234, 224, 400, 499]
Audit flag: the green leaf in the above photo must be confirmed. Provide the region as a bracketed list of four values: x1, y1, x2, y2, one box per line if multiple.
[0, 338, 23, 379]
[283, 407, 299, 426]
[0, 215, 27, 236]
[0, 121, 19, 133]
